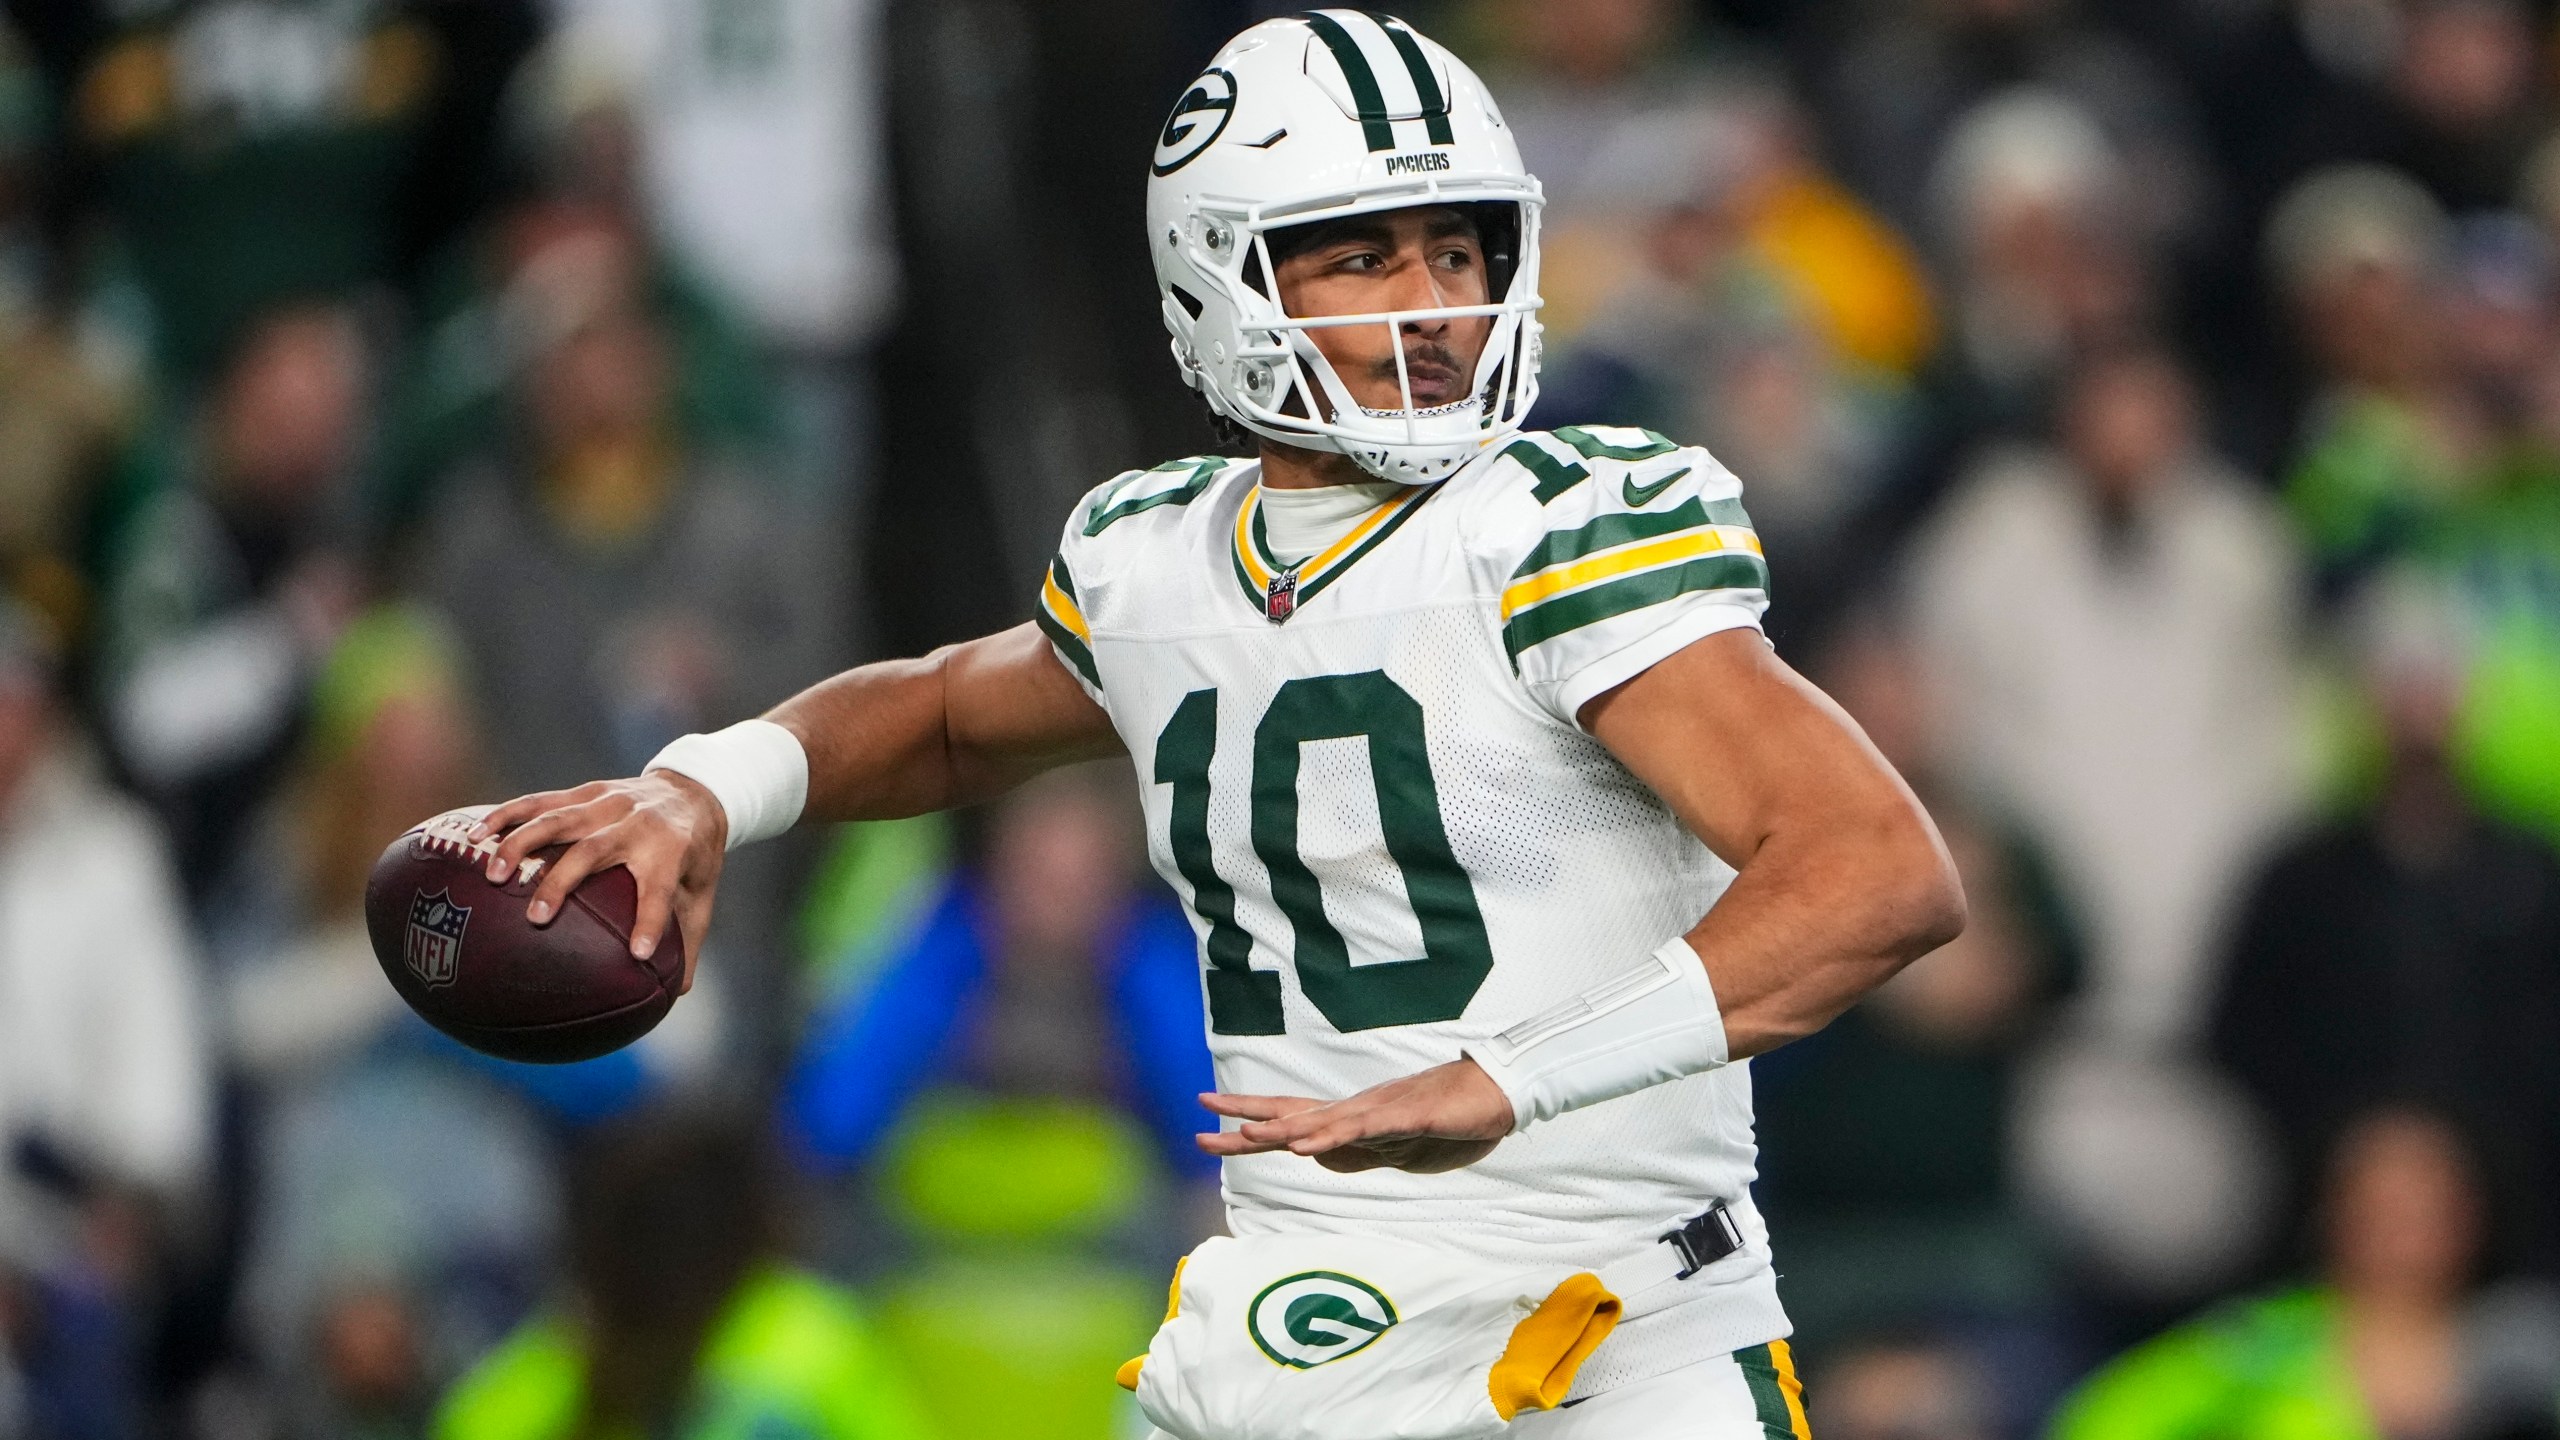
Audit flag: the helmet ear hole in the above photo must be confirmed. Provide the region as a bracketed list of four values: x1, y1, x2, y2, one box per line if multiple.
[1463, 201, 1524, 303]
[1171, 285, 1205, 320]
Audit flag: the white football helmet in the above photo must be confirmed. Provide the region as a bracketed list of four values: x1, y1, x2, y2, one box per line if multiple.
[1146, 11, 1545, 484]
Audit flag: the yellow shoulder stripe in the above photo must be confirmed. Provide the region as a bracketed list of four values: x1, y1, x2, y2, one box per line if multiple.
[1040, 567, 1091, 642]
[1501, 525, 1762, 619]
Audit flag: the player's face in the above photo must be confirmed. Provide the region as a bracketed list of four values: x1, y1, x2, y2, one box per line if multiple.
[1273, 206, 1493, 414]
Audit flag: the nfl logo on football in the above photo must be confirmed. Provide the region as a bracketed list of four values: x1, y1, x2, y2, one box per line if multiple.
[406, 889, 471, 988]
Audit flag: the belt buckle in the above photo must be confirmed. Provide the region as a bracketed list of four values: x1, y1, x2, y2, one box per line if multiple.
[1658, 1201, 1744, 1280]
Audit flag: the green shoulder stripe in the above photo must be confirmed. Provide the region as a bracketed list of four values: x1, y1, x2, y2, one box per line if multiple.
[1504, 553, 1770, 661]
[1036, 556, 1100, 689]
[1554, 424, 1681, 462]
[1035, 606, 1100, 689]
[1513, 498, 1714, 579]
[1705, 495, 1753, 527]
[1084, 458, 1225, 536]
[1500, 438, 1589, 504]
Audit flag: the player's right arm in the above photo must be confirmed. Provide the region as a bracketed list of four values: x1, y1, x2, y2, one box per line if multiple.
[470, 623, 1119, 984]
[779, 621, 1122, 819]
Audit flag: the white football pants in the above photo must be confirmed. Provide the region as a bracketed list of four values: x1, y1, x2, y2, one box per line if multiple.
[1515, 1343, 1811, 1438]
[1140, 1340, 1813, 1440]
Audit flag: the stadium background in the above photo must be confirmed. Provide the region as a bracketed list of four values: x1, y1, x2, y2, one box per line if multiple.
[1, 0, 2558, 1436]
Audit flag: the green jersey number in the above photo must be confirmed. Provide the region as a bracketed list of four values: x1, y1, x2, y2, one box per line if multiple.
[1154, 672, 1495, 1034]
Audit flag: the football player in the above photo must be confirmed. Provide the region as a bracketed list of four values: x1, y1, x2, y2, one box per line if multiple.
[473, 12, 1963, 1435]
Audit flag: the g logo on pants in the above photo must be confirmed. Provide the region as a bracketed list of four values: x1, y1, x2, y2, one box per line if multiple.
[1246, 1271, 1399, 1368]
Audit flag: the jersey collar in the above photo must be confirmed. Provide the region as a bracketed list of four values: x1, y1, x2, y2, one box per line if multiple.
[1231, 480, 1441, 624]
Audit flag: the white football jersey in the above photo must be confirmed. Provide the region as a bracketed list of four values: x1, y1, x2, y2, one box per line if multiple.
[1038, 427, 1791, 1374]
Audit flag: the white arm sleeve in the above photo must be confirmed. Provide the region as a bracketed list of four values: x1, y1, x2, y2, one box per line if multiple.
[647, 718, 810, 849]
[1463, 937, 1729, 1131]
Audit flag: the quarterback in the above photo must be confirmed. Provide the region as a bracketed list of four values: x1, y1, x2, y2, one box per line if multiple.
[474, 12, 1962, 1438]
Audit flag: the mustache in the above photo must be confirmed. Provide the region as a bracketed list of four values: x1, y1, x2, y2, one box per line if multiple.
[1368, 341, 1465, 387]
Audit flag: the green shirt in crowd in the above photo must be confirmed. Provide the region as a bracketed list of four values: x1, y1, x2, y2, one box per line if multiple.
[435, 1267, 935, 1440]
[2052, 1290, 2375, 1440]
[2052, 1286, 2560, 1440]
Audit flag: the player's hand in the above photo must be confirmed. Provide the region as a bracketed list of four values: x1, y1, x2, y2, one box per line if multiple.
[468, 773, 727, 991]
[1196, 1059, 1514, 1174]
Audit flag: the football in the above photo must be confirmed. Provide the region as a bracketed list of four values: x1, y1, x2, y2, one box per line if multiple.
[363, 806, 682, 1064]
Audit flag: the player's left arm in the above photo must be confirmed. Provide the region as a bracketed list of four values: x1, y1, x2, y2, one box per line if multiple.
[1202, 627, 1966, 1172]
[1579, 628, 1967, 1050]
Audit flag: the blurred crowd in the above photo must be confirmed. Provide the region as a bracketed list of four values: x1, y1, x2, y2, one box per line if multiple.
[1, 0, 2558, 1438]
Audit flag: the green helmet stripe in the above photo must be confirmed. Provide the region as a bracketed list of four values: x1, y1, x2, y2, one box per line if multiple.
[1370, 14, 1455, 145]
[1301, 12, 1397, 151]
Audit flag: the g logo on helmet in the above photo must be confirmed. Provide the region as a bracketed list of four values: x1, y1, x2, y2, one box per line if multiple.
[1153, 68, 1237, 176]
[1246, 1271, 1398, 1368]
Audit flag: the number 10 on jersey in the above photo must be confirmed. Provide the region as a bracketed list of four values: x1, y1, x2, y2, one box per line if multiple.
[1152, 671, 1496, 1036]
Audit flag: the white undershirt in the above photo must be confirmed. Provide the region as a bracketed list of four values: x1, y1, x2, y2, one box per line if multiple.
[1257, 480, 1409, 565]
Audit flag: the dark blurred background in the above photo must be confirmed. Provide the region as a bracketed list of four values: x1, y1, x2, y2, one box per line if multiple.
[1, 1, 2558, 1437]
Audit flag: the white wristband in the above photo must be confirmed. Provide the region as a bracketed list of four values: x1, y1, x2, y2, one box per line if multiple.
[1462, 937, 1728, 1132]
[646, 719, 808, 850]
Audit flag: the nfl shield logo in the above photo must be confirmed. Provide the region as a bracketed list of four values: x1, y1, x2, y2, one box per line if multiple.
[405, 889, 471, 988]
[1265, 568, 1300, 624]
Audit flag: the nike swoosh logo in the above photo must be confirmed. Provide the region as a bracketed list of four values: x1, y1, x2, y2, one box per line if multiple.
[1622, 466, 1689, 508]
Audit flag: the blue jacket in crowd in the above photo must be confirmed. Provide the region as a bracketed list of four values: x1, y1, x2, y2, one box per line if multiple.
[781, 878, 1219, 1182]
